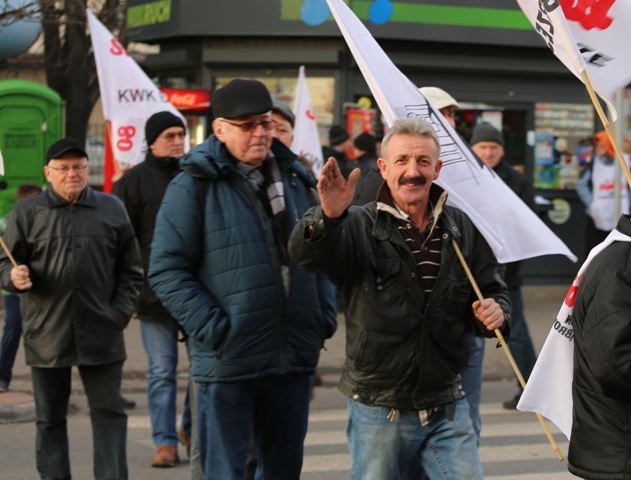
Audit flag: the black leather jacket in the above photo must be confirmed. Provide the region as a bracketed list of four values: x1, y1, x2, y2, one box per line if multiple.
[568, 215, 631, 479]
[0, 187, 143, 367]
[289, 184, 510, 410]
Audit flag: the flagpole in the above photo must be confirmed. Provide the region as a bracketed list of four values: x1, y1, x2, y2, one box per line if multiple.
[581, 71, 631, 189]
[451, 238, 564, 461]
[0, 237, 18, 268]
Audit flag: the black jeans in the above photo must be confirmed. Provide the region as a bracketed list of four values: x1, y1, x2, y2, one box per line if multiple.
[31, 361, 127, 480]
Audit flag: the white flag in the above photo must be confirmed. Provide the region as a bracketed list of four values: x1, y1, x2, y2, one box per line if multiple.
[291, 66, 324, 178]
[87, 9, 188, 167]
[325, 0, 576, 263]
[0, 149, 4, 177]
[515, 0, 631, 119]
[518, 227, 631, 439]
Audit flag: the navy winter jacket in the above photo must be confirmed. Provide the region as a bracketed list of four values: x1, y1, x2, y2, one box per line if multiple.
[148, 136, 337, 382]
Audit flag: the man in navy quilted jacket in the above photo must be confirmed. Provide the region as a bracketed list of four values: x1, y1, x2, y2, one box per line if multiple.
[148, 79, 337, 480]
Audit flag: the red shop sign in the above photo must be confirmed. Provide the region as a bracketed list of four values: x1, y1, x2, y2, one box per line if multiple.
[160, 88, 211, 112]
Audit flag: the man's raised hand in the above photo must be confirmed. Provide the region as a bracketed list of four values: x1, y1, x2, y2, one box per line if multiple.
[317, 157, 361, 220]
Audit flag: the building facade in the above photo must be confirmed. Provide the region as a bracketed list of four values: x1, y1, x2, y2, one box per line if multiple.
[126, 0, 620, 282]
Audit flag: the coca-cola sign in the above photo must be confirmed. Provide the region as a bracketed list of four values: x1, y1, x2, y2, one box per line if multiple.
[160, 88, 210, 112]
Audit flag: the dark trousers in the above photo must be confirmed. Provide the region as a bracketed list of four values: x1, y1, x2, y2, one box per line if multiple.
[197, 373, 310, 480]
[0, 294, 22, 385]
[32, 361, 127, 480]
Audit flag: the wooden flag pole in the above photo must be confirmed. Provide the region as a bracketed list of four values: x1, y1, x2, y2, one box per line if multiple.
[581, 70, 631, 190]
[451, 238, 564, 461]
[0, 237, 18, 268]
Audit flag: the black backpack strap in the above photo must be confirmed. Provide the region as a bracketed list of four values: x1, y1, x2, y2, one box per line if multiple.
[182, 164, 210, 214]
[176, 164, 210, 344]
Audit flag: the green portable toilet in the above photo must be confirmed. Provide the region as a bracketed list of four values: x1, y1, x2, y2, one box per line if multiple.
[0, 79, 64, 218]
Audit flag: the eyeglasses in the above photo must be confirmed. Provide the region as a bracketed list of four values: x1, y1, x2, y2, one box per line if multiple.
[220, 118, 276, 133]
[47, 165, 88, 175]
[159, 131, 187, 141]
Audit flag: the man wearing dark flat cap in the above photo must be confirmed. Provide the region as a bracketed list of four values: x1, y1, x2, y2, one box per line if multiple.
[350, 131, 382, 206]
[271, 100, 296, 149]
[323, 124, 353, 179]
[148, 79, 336, 479]
[113, 111, 194, 468]
[0, 137, 143, 479]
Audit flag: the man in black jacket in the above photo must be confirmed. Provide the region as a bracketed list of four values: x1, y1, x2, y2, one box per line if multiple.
[351, 131, 382, 205]
[113, 111, 192, 468]
[289, 117, 509, 479]
[322, 124, 353, 179]
[568, 214, 631, 479]
[0, 137, 143, 480]
[470, 122, 538, 410]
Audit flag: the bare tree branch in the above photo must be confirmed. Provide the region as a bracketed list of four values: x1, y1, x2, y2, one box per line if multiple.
[2, 1, 129, 141]
[0, 1, 41, 27]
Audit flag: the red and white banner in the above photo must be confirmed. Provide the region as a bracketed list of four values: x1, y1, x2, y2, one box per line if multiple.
[325, 0, 575, 263]
[518, 228, 631, 439]
[291, 66, 324, 178]
[87, 9, 188, 172]
[515, 0, 631, 119]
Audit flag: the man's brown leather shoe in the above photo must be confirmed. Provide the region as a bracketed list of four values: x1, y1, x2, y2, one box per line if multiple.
[178, 427, 191, 458]
[151, 445, 179, 468]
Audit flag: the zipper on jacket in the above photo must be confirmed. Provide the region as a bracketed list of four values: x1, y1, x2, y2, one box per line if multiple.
[233, 171, 289, 373]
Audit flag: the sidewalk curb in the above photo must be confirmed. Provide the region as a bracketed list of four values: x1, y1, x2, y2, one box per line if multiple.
[0, 391, 35, 424]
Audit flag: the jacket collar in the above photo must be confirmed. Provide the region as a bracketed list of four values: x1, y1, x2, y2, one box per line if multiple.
[181, 135, 309, 183]
[615, 214, 631, 236]
[46, 185, 97, 208]
[372, 183, 449, 241]
[145, 151, 181, 171]
[180, 135, 297, 178]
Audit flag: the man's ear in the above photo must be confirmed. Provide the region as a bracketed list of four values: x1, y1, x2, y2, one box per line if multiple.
[378, 157, 388, 180]
[433, 159, 443, 180]
[212, 119, 224, 142]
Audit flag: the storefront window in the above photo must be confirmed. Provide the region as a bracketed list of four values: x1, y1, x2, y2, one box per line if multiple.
[215, 75, 335, 147]
[616, 87, 631, 155]
[533, 102, 594, 190]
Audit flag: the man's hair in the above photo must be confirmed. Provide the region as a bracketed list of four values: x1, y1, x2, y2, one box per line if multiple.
[16, 183, 43, 201]
[381, 117, 440, 159]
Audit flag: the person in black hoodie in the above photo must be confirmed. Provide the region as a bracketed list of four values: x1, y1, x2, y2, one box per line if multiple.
[112, 111, 191, 468]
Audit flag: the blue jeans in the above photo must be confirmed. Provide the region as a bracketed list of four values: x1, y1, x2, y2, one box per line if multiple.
[507, 288, 537, 389]
[183, 341, 202, 480]
[459, 331, 485, 441]
[0, 294, 21, 385]
[347, 397, 483, 480]
[187, 367, 203, 480]
[141, 319, 189, 447]
[197, 373, 310, 480]
[32, 362, 127, 480]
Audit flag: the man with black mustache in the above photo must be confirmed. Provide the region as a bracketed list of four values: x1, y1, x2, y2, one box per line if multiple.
[289, 116, 510, 480]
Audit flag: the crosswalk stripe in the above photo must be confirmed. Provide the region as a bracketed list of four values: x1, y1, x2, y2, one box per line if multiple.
[479, 443, 568, 462]
[486, 474, 572, 480]
[303, 453, 351, 472]
[482, 421, 566, 437]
